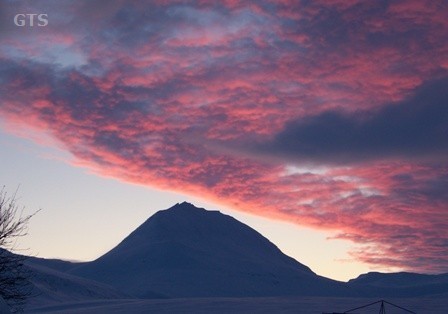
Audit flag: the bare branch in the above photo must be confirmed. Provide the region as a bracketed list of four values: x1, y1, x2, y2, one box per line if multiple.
[0, 187, 39, 312]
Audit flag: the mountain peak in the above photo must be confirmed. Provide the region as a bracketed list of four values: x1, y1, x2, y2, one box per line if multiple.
[170, 201, 203, 210]
[162, 201, 215, 218]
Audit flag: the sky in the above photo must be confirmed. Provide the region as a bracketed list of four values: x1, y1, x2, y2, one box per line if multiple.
[0, 0, 447, 281]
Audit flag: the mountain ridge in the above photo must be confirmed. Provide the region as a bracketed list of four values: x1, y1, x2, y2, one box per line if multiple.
[347, 271, 448, 297]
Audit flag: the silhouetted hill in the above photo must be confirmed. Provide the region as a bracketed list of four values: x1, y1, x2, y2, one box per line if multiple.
[25, 256, 84, 273]
[348, 271, 448, 297]
[25, 262, 130, 308]
[69, 202, 349, 298]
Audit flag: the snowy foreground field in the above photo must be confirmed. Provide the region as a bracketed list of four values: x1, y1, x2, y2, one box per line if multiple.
[27, 295, 448, 314]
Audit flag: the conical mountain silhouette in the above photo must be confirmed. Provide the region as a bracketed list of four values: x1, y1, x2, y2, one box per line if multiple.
[70, 202, 348, 298]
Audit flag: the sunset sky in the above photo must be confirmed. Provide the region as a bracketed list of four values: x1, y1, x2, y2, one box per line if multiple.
[1, 0, 447, 281]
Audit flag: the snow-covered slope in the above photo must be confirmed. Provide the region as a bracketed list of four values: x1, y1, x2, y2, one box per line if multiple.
[348, 271, 448, 297]
[25, 261, 131, 309]
[25, 256, 83, 273]
[70, 202, 349, 298]
[26, 295, 448, 314]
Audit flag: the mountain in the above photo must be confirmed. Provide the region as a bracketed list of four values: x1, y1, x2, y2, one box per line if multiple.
[348, 271, 448, 297]
[4, 201, 446, 312]
[69, 202, 350, 298]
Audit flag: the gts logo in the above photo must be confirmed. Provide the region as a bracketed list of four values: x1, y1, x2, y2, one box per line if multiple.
[14, 14, 48, 27]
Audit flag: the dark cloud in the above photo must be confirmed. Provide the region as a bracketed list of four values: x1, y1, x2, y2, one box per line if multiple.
[256, 78, 448, 164]
[1, 0, 448, 273]
[392, 173, 448, 203]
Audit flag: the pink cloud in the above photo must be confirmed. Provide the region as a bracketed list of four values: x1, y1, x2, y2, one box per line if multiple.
[1, 0, 447, 273]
